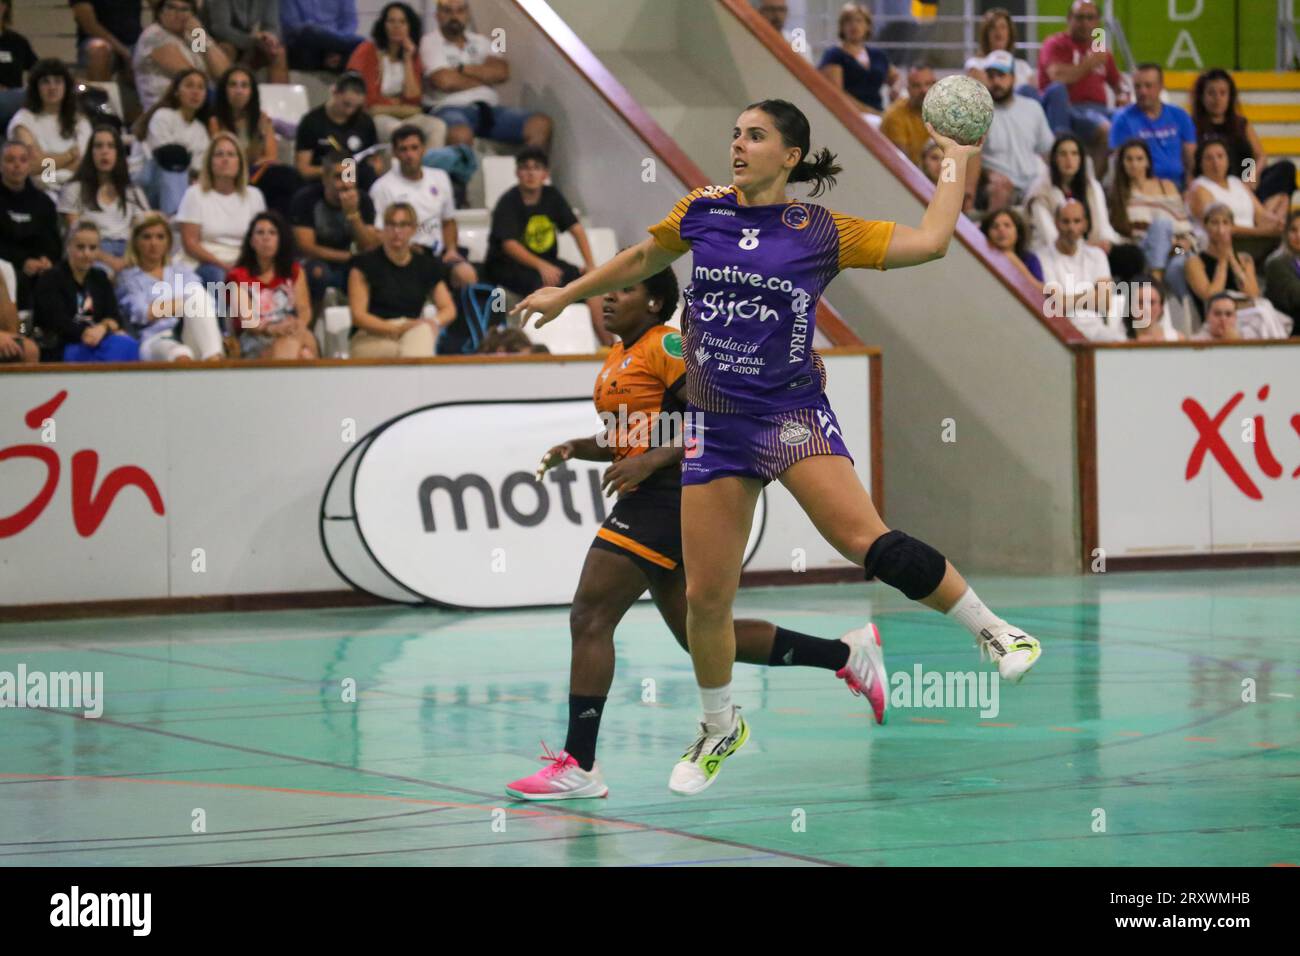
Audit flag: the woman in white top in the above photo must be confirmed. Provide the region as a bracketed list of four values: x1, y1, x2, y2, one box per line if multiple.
[1027, 132, 1121, 251]
[965, 7, 1038, 99]
[58, 125, 151, 277]
[132, 0, 231, 112]
[135, 68, 211, 175]
[6, 58, 92, 200]
[174, 132, 266, 284]
[1187, 136, 1284, 246]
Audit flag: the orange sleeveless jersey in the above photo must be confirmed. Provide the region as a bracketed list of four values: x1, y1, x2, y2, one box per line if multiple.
[593, 325, 687, 469]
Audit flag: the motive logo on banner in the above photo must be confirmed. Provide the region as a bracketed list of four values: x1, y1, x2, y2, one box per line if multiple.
[322, 399, 765, 608]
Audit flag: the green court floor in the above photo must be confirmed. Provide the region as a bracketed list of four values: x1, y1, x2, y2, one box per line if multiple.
[1, 570, 1296, 867]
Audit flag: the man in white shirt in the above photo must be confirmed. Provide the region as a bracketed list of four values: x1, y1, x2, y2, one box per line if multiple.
[967, 51, 1054, 212]
[420, 0, 552, 150]
[369, 124, 476, 288]
[1038, 199, 1123, 341]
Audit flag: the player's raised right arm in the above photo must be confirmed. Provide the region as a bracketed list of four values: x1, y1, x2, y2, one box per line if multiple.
[883, 124, 982, 269]
[510, 237, 683, 330]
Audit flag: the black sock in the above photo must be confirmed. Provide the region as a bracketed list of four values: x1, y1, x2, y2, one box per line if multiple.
[768, 626, 850, 671]
[563, 694, 607, 771]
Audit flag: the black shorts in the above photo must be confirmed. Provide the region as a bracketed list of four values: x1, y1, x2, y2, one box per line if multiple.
[589, 483, 682, 579]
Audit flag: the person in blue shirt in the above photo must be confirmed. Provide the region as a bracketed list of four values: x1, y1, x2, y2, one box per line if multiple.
[817, 2, 898, 114]
[280, 0, 365, 72]
[1107, 63, 1196, 189]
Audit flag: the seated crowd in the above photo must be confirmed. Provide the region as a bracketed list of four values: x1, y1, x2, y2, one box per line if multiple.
[2, 0, 576, 365]
[791, 1, 1300, 343]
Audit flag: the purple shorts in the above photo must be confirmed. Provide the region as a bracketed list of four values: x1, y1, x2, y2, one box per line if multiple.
[680, 394, 853, 486]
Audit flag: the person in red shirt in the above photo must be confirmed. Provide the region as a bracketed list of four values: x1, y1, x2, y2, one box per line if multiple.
[1037, 0, 1128, 177]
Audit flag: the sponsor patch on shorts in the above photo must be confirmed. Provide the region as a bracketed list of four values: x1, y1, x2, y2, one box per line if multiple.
[778, 420, 811, 446]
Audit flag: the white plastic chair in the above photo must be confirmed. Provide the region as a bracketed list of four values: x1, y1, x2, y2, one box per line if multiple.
[259, 84, 311, 126]
[522, 303, 598, 354]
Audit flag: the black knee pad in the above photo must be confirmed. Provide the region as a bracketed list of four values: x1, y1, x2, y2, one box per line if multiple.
[863, 530, 946, 601]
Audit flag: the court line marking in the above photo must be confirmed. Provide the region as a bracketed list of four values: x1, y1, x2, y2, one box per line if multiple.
[23, 709, 843, 867]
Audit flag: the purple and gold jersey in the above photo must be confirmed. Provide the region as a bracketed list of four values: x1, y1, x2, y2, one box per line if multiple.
[649, 185, 895, 414]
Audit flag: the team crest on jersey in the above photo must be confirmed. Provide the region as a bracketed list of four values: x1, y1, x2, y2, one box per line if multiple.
[782, 203, 811, 230]
[661, 332, 683, 358]
[779, 420, 812, 446]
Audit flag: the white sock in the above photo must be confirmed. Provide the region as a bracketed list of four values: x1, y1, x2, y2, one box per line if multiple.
[700, 683, 733, 733]
[946, 587, 1007, 640]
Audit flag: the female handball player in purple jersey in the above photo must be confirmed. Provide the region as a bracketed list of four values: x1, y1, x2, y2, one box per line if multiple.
[512, 99, 1041, 796]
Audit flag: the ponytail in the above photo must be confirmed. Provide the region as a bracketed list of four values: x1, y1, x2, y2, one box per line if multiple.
[788, 146, 842, 197]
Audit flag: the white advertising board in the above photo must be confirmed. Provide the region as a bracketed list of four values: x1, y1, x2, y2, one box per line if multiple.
[1, 353, 874, 607]
[1095, 345, 1300, 557]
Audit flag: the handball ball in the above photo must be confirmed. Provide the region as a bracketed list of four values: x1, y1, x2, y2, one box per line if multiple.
[921, 75, 993, 146]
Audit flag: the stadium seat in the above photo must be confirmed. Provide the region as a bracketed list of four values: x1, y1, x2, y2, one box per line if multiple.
[481, 155, 518, 212]
[260, 84, 311, 128]
[522, 303, 597, 354]
[557, 226, 618, 266]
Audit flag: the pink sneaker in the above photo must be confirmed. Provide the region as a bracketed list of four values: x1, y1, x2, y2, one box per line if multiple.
[836, 623, 888, 725]
[504, 742, 609, 801]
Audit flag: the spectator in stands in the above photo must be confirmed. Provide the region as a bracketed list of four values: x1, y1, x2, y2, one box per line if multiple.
[34, 220, 138, 362]
[134, 0, 232, 112]
[0, 257, 36, 362]
[7, 59, 93, 201]
[71, 0, 142, 84]
[205, 0, 289, 84]
[347, 3, 446, 148]
[137, 68, 211, 176]
[1264, 211, 1300, 332]
[421, 0, 553, 151]
[755, 2, 814, 65]
[0, 138, 60, 309]
[484, 147, 608, 345]
[347, 200, 455, 358]
[1108, 138, 1194, 280]
[1187, 137, 1284, 246]
[818, 2, 898, 115]
[281, 0, 364, 72]
[0, 2, 37, 116]
[133, 68, 210, 215]
[1185, 203, 1259, 321]
[981, 207, 1043, 291]
[1191, 293, 1240, 341]
[369, 124, 473, 287]
[291, 150, 381, 304]
[59, 125, 151, 276]
[209, 66, 302, 218]
[1026, 132, 1119, 252]
[176, 132, 266, 285]
[1192, 69, 1297, 226]
[966, 7, 1037, 100]
[294, 72, 382, 186]
[920, 139, 943, 184]
[1037, 0, 1126, 177]
[116, 211, 224, 361]
[1037, 198, 1122, 341]
[477, 325, 532, 354]
[227, 210, 318, 360]
[1126, 274, 1183, 342]
[968, 51, 1053, 212]
[1107, 64, 1195, 189]
[881, 63, 935, 166]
